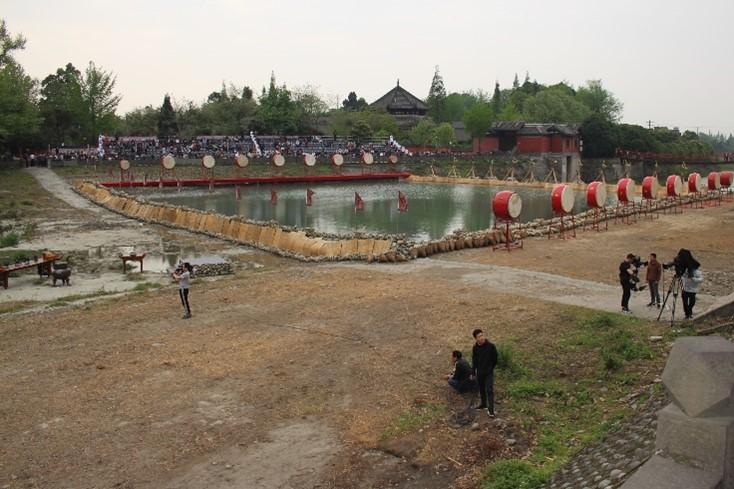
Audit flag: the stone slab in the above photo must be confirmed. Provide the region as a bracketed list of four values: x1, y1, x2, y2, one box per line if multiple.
[621, 455, 720, 489]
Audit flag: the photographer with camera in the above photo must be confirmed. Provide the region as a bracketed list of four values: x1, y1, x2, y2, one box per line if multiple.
[172, 262, 193, 319]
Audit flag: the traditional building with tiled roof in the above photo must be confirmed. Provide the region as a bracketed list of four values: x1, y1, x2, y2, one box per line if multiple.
[370, 80, 429, 129]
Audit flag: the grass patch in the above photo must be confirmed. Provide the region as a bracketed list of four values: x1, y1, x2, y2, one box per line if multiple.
[481, 460, 546, 489]
[132, 282, 162, 292]
[49, 289, 116, 307]
[381, 403, 446, 440]
[0, 233, 19, 248]
[0, 300, 38, 315]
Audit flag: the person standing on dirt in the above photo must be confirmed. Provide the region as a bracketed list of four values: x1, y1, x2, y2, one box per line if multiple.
[471, 329, 498, 417]
[446, 350, 473, 393]
[619, 253, 636, 314]
[173, 262, 193, 319]
[646, 253, 662, 308]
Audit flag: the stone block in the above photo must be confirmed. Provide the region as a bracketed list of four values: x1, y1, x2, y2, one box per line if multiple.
[656, 403, 734, 485]
[662, 336, 734, 418]
[621, 455, 720, 489]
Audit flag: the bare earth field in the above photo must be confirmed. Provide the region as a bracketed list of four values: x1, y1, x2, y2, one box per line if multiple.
[1, 168, 732, 489]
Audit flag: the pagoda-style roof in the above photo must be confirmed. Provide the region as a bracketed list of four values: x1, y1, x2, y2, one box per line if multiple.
[370, 81, 429, 114]
[489, 121, 580, 136]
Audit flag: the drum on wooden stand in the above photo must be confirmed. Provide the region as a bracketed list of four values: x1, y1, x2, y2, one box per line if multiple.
[617, 178, 635, 203]
[585, 181, 608, 232]
[119, 159, 131, 171]
[642, 176, 660, 200]
[234, 154, 249, 168]
[303, 153, 316, 168]
[707, 172, 720, 191]
[272, 154, 286, 168]
[666, 175, 683, 197]
[720, 171, 733, 188]
[361, 152, 374, 165]
[331, 154, 344, 167]
[615, 178, 637, 225]
[492, 191, 523, 252]
[388, 155, 398, 165]
[550, 184, 576, 239]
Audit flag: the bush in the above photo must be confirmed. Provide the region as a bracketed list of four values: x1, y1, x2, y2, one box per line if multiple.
[482, 460, 546, 489]
[0, 233, 19, 248]
[496, 344, 527, 377]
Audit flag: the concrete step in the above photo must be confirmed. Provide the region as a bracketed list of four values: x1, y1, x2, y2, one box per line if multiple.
[621, 455, 720, 489]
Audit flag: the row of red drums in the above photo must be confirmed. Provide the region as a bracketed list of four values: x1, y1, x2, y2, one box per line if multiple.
[492, 170, 733, 221]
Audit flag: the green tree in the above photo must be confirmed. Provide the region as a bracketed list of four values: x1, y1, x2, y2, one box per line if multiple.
[409, 119, 436, 147]
[39, 63, 86, 145]
[342, 91, 367, 111]
[80, 61, 122, 142]
[580, 113, 618, 157]
[463, 103, 493, 141]
[522, 86, 590, 123]
[157, 94, 178, 137]
[350, 118, 372, 143]
[427, 65, 447, 122]
[0, 20, 39, 154]
[255, 74, 300, 134]
[433, 122, 456, 148]
[512, 73, 520, 90]
[492, 81, 502, 117]
[293, 84, 328, 133]
[121, 105, 158, 136]
[576, 80, 623, 122]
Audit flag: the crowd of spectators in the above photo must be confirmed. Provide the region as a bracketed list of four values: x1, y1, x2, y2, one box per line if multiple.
[45, 135, 399, 162]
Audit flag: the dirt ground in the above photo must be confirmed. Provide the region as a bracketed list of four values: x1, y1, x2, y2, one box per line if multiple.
[1, 169, 733, 489]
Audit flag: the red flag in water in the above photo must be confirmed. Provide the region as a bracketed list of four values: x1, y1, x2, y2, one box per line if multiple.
[306, 188, 315, 207]
[398, 191, 408, 212]
[158, 179, 163, 189]
[177, 179, 182, 192]
[208, 180, 214, 193]
[354, 192, 364, 211]
[271, 190, 278, 205]
[235, 185, 241, 201]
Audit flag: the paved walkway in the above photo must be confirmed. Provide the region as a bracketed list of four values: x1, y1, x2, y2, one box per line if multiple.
[26, 167, 102, 213]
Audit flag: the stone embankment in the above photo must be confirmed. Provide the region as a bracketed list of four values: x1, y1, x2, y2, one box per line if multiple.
[74, 181, 722, 263]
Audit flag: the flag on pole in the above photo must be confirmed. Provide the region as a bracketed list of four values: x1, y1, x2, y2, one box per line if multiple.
[177, 179, 182, 192]
[306, 188, 315, 207]
[235, 185, 241, 201]
[158, 179, 163, 189]
[354, 192, 364, 211]
[398, 191, 408, 212]
[208, 180, 214, 193]
[271, 190, 278, 205]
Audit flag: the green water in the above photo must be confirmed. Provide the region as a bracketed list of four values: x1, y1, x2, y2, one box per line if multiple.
[140, 181, 601, 241]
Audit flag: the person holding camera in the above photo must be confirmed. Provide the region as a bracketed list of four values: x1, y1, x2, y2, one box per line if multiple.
[646, 253, 662, 308]
[619, 254, 636, 313]
[173, 262, 193, 319]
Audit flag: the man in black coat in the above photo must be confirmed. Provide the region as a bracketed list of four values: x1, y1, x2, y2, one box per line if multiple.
[471, 328, 498, 417]
[446, 350, 474, 393]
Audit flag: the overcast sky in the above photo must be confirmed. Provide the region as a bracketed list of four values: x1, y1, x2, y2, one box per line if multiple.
[4, 0, 733, 135]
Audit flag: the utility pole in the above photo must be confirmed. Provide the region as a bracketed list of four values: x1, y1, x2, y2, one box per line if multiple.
[647, 120, 653, 129]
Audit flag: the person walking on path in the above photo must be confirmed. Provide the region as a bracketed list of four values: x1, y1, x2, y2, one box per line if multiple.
[471, 328, 498, 417]
[173, 262, 193, 319]
[682, 266, 704, 319]
[646, 253, 662, 307]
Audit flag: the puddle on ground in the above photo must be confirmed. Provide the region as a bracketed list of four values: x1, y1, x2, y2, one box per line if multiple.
[87, 244, 229, 274]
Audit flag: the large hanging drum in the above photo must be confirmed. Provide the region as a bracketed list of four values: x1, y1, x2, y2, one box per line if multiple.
[119, 159, 131, 171]
[642, 176, 660, 200]
[201, 155, 216, 169]
[303, 153, 316, 167]
[720, 171, 733, 188]
[551, 184, 575, 214]
[492, 191, 523, 220]
[388, 154, 398, 164]
[666, 175, 683, 197]
[234, 154, 249, 168]
[688, 172, 706, 193]
[707, 171, 721, 190]
[161, 154, 176, 170]
[361, 152, 374, 165]
[617, 178, 635, 203]
[586, 181, 607, 208]
[272, 154, 286, 167]
[331, 154, 344, 166]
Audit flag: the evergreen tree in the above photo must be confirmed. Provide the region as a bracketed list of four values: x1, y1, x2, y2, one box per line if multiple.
[524, 71, 530, 85]
[342, 91, 367, 111]
[157, 94, 178, 137]
[426, 65, 447, 122]
[512, 73, 520, 90]
[492, 82, 502, 117]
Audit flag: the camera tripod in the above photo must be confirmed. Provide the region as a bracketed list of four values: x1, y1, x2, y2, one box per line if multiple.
[657, 272, 683, 326]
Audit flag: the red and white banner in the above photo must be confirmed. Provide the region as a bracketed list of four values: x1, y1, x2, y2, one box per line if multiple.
[306, 188, 315, 207]
[354, 192, 364, 211]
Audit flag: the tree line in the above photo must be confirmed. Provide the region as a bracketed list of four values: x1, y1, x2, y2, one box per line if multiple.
[0, 19, 724, 158]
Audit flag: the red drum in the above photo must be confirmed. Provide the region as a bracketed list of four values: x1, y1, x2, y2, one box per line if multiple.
[161, 154, 176, 170]
[688, 172, 705, 193]
[551, 184, 575, 214]
[617, 178, 635, 203]
[642, 176, 660, 200]
[707, 172, 720, 190]
[119, 159, 130, 171]
[234, 154, 249, 168]
[272, 154, 285, 167]
[331, 154, 344, 166]
[666, 175, 683, 197]
[586, 181, 607, 208]
[201, 155, 216, 169]
[720, 171, 733, 188]
[492, 191, 522, 220]
[303, 153, 316, 167]
[361, 152, 374, 165]
[388, 155, 398, 164]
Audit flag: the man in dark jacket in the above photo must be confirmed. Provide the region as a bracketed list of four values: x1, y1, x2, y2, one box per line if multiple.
[446, 350, 474, 393]
[471, 328, 498, 417]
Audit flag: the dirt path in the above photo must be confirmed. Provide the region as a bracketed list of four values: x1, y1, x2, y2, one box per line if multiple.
[25, 167, 102, 213]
